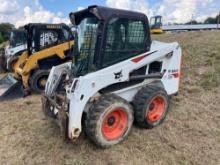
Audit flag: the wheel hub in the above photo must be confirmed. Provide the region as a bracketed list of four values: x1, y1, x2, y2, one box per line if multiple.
[107, 116, 115, 126]
[149, 103, 155, 111]
[147, 96, 165, 122]
[102, 108, 128, 140]
[40, 79, 47, 86]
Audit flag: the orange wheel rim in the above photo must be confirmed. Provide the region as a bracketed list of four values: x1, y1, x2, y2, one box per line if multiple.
[102, 108, 128, 140]
[147, 96, 165, 122]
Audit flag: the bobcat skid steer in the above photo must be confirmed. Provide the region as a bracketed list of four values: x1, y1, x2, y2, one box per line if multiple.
[42, 6, 182, 148]
[0, 23, 74, 100]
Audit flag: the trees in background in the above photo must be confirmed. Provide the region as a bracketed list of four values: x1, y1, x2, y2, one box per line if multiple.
[0, 13, 219, 42]
[165, 14, 219, 25]
[185, 20, 199, 25]
[204, 15, 219, 24]
[0, 23, 14, 41]
[184, 14, 219, 25]
[0, 32, 3, 44]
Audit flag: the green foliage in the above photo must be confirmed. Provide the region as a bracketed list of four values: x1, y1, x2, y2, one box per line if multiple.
[0, 23, 14, 41]
[204, 15, 219, 24]
[204, 17, 217, 24]
[0, 32, 3, 44]
[185, 20, 199, 25]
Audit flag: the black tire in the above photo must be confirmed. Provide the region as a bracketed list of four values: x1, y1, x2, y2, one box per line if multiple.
[133, 85, 169, 129]
[85, 94, 134, 148]
[29, 70, 50, 93]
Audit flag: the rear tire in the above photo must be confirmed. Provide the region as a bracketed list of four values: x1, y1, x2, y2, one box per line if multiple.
[85, 94, 133, 148]
[133, 85, 169, 129]
[30, 70, 50, 93]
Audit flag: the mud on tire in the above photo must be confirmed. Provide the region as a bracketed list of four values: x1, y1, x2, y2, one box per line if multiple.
[85, 94, 134, 148]
[133, 85, 169, 129]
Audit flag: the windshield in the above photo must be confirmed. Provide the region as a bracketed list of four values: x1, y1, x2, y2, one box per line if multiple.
[9, 30, 26, 47]
[75, 16, 99, 74]
[156, 17, 162, 24]
[150, 17, 156, 26]
[77, 17, 98, 54]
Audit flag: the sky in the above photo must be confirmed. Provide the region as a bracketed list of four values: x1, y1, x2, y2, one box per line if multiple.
[0, 0, 219, 27]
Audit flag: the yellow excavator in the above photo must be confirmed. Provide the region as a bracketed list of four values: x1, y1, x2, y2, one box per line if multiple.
[150, 15, 163, 34]
[0, 23, 74, 100]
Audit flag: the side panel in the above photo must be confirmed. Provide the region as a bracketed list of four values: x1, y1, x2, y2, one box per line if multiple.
[161, 45, 182, 95]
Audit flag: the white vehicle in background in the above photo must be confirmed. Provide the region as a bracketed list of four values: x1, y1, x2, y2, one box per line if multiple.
[4, 29, 27, 71]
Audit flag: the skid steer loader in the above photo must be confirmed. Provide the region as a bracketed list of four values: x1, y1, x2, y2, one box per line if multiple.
[42, 6, 182, 148]
[0, 23, 74, 100]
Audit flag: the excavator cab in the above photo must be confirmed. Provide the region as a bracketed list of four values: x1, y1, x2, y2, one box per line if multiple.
[0, 23, 74, 100]
[150, 15, 163, 34]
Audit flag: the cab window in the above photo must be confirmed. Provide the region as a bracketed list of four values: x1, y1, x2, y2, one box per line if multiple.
[103, 18, 146, 67]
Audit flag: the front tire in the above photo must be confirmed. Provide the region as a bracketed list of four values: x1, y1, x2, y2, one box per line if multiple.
[133, 85, 169, 129]
[85, 94, 134, 148]
[30, 70, 50, 93]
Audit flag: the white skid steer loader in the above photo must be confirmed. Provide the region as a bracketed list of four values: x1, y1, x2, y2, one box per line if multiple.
[42, 5, 182, 148]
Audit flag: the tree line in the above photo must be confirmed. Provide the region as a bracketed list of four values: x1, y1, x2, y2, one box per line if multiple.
[185, 14, 220, 25]
[0, 14, 219, 44]
[0, 23, 14, 44]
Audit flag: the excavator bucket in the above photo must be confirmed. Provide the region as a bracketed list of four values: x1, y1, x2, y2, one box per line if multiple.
[0, 74, 25, 101]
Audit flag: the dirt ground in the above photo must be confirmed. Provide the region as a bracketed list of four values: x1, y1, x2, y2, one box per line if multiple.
[0, 31, 220, 165]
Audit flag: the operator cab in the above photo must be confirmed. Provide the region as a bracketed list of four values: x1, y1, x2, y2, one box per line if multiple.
[70, 5, 151, 75]
[24, 23, 74, 55]
[23, 23, 75, 70]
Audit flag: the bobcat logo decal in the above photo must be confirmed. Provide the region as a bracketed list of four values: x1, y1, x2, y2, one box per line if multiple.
[114, 70, 123, 79]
